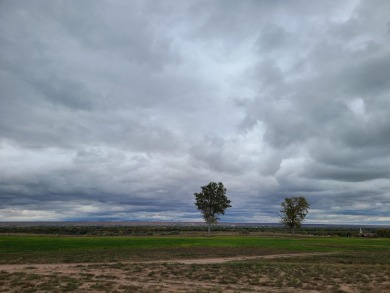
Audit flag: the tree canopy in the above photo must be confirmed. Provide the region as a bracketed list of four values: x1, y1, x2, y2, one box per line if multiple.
[194, 182, 231, 236]
[280, 196, 310, 236]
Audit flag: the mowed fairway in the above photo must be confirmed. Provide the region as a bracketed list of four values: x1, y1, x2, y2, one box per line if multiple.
[1, 235, 389, 292]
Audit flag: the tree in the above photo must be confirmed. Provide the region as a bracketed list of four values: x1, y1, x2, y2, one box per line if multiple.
[194, 182, 231, 236]
[280, 196, 310, 236]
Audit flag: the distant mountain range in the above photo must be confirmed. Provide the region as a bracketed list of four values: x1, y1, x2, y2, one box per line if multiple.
[0, 221, 388, 228]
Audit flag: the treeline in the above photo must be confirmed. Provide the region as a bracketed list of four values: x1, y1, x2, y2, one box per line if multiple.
[374, 228, 390, 238]
[0, 225, 389, 237]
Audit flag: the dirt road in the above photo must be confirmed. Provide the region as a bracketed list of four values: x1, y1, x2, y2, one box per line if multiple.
[0, 251, 334, 272]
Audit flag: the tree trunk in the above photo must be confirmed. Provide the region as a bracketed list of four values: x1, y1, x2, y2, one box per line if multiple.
[207, 222, 211, 237]
[292, 226, 295, 237]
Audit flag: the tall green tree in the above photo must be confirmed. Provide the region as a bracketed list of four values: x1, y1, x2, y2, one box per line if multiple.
[194, 182, 231, 236]
[280, 196, 310, 236]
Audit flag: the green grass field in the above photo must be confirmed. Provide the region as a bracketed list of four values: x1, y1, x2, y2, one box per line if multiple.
[1, 235, 389, 292]
[1, 235, 389, 263]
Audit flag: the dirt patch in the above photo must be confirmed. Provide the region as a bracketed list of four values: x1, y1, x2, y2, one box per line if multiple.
[0, 251, 334, 271]
[0, 245, 288, 264]
[167, 251, 336, 264]
[1, 252, 389, 292]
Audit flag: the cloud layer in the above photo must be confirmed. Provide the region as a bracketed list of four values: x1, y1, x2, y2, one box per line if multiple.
[1, 0, 389, 224]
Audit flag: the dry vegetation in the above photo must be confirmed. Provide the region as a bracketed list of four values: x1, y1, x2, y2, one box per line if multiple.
[1, 250, 389, 292]
[1, 234, 389, 292]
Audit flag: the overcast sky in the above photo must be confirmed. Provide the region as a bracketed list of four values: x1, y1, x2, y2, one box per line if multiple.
[1, 0, 389, 224]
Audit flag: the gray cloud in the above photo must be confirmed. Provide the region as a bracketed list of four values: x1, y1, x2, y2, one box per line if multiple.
[0, 0, 389, 224]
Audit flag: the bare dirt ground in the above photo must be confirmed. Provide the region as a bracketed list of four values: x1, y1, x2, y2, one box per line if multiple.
[0, 252, 389, 292]
[0, 251, 333, 271]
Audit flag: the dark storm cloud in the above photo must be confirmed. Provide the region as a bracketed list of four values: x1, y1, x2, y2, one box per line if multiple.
[0, 0, 389, 224]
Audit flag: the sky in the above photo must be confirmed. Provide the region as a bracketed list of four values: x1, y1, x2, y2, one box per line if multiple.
[1, 0, 390, 225]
